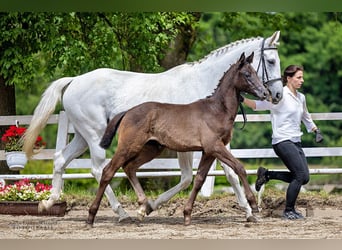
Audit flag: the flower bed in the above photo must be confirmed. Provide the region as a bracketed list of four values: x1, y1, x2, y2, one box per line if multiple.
[0, 200, 67, 216]
[0, 179, 66, 216]
[0, 179, 51, 201]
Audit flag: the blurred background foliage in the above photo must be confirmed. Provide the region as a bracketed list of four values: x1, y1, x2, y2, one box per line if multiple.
[1, 12, 341, 192]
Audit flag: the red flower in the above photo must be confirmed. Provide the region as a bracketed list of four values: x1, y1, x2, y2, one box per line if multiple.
[1, 126, 26, 142]
[34, 182, 51, 192]
[1, 125, 45, 151]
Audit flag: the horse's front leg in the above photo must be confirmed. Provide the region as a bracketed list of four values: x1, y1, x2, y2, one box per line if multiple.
[183, 154, 215, 226]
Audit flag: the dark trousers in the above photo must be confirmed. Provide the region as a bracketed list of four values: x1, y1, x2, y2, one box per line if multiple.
[270, 140, 310, 211]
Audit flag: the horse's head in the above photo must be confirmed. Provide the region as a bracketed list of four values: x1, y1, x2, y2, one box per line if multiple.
[253, 31, 283, 104]
[237, 52, 269, 101]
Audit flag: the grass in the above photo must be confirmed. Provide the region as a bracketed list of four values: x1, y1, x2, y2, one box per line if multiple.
[18, 160, 341, 205]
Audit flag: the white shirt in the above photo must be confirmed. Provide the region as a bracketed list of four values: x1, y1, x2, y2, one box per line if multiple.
[254, 86, 317, 145]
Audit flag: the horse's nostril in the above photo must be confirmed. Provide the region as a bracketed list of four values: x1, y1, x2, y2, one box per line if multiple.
[276, 92, 281, 99]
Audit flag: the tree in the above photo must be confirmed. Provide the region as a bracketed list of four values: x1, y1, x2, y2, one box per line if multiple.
[188, 12, 342, 166]
[0, 13, 54, 173]
[0, 12, 201, 173]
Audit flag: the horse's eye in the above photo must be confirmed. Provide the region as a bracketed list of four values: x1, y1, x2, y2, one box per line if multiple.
[267, 59, 276, 65]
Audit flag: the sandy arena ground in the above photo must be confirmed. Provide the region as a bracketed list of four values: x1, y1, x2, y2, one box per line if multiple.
[1, 192, 342, 239]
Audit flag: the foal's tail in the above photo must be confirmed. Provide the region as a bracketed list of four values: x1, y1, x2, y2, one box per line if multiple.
[22, 77, 74, 158]
[100, 111, 127, 149]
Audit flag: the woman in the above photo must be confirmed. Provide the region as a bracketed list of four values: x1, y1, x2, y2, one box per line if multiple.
[241, 65, 324, 220]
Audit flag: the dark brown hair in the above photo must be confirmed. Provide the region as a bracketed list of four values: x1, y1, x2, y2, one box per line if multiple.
[282, 65, 304, 84]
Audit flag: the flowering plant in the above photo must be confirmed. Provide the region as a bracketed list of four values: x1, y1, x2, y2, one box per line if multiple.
[0, 179, 52, 201]
[1, 125, 45, 152]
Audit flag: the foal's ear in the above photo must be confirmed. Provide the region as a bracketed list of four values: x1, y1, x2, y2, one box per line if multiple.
[246, 52, 254, 64]
[238, 52, 246, 68]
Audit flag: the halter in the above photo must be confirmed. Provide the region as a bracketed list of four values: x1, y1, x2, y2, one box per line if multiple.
[239, 38, 282, 130]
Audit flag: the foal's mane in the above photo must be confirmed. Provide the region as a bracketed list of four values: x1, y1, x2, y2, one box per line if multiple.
[206, 61, 239, 98]
[190, 36, 262, 66]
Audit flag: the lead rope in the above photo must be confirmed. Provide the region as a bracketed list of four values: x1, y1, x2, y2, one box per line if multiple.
[238, 101, 247, 130]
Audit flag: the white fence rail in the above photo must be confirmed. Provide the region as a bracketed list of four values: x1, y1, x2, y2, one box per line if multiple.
[1, 112, 342, 195]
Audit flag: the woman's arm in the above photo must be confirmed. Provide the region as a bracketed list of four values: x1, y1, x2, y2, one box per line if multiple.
[240, 95, 256, 110]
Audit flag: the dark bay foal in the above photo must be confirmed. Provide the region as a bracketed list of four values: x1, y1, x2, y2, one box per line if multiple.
[87, 52, 269, 227]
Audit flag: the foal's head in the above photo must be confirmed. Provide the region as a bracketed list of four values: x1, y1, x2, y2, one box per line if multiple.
[234, 52, 269, 100]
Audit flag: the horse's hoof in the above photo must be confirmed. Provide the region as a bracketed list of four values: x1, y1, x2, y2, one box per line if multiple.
[137, 213, 145, 221]
[38, 200, 47, 213]
[118, 215, 132, 223]
[246, 215, 258, 223]
[137, 207, 146, 221]
[117, 205, 130, 222]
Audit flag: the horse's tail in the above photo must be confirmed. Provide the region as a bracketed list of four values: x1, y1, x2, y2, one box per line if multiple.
[100, 111, 127, 149]
[22, 77, 74, 158]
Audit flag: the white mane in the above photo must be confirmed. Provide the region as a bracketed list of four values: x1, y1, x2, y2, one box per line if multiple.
[189, 37, 262, 66]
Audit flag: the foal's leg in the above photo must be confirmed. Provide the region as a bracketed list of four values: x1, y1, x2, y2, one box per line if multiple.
[220, 162, 256, 218]
[88, 142, 130, 222]
[213, 144, 258, 222]
[218, 144, 256, 220]
[39, 132, 87, 212]
[122, 142, 165, 220]
[69, 117, 130, 222]
[87, 155, 126, 227]
[183, 153, 216, 226]
[147, 151, 193, 214]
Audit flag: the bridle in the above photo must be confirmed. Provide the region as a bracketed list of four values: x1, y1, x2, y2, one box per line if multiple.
[238, 38, 282, 130]
[257, 38, 282, 88]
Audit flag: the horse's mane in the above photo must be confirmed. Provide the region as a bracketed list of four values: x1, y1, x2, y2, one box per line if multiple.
[189, 36, 262, 66]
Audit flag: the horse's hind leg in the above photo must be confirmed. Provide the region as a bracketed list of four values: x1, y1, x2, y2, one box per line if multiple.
[147, 151, 193, 214]
[39, 132, 88, 212]
[183, 153, 216, 226]
[69, 114, 130, 222]
[122, 141, 165, 220]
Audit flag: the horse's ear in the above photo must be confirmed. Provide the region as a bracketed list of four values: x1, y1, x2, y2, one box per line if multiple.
[238, 52, 246, 68]
[268, 31, 280, 46]
[246, 52, 254, 64]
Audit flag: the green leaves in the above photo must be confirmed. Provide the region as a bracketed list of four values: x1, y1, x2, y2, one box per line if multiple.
[1, 12, 197, 86]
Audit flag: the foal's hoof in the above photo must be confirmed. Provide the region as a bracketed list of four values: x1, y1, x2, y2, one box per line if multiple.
[246, 215, 258, 223]
[85, 222, 94, 229]
[137, 206, 146, 221]
[252, 207, 260, 213]
[184, 216, 191, 226]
